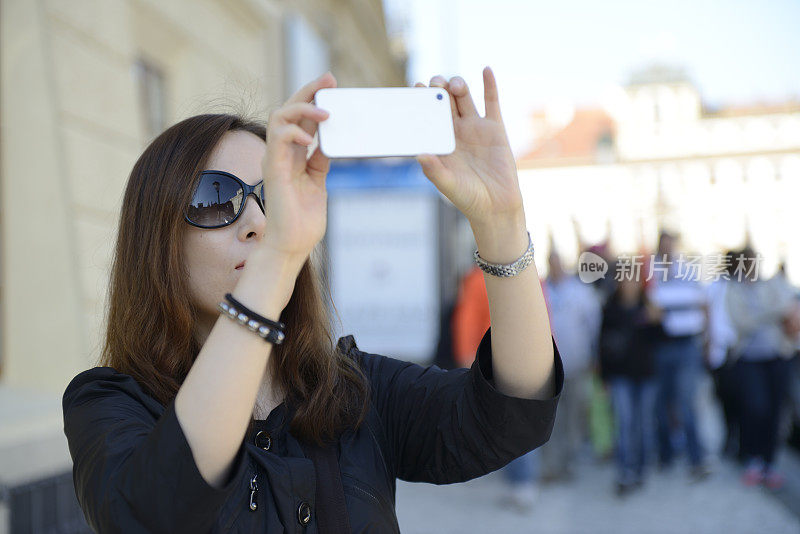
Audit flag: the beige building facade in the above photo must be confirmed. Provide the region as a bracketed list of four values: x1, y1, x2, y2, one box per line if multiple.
[0, 0, 404, 526]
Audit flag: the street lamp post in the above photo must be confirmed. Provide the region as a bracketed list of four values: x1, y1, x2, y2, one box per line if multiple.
[213, 181, 220, 221]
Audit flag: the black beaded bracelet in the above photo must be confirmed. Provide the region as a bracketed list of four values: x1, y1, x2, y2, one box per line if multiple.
[217, 300, 286, 345]
[224, 293, 286, 330]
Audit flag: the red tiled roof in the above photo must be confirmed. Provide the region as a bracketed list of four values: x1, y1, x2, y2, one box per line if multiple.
[517, 108, 614, 165]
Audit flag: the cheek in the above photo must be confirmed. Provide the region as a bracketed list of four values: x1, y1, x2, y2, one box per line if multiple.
[185, 235, 229, 309]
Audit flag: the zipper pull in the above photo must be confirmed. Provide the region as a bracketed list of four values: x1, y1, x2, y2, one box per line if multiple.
[249, 474, 258, 511]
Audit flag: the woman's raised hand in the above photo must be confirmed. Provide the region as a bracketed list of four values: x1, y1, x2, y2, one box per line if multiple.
[260, 72, 335, 262]
[414, 67, 524, 228]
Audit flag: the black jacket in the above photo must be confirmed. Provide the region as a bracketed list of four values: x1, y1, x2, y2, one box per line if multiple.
[63, 327, 563, 533]
[599, 295, 661, 381]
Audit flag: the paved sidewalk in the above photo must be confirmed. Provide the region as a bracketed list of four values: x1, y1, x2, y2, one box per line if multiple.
[396, 367, 800, 533]
[395, 454, 799, 533]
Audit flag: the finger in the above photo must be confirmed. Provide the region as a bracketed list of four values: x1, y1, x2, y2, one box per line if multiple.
[414, 82, 425, 87]
[482, 66, 502, 120]
[270, 103, 328, 138]
[429, 75, 447, 88]
[448, 76, 478, 118]
[270, 102, 329, 126]
[417, 153, 455, 198]
[286, 71, 337, 105]
[298, 116, 318, 137]
[271, 124, 314, 147]
[429, 75, 458, 120]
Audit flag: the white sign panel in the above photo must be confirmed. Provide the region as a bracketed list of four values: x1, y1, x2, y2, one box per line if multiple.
[328, 190, 439, 363]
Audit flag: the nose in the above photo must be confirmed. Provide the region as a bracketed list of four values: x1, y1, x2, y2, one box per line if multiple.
[237, 194, 266, 239]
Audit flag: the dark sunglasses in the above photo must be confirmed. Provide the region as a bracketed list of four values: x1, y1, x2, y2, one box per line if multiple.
[185, 170, 265, 229]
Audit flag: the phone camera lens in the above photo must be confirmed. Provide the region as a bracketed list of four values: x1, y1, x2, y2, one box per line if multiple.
[437, 93, 443, 100]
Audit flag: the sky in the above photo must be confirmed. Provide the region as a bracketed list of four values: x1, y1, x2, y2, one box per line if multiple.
[383, 0, 800, 154]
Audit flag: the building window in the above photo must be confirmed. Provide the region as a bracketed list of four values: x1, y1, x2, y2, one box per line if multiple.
[132, 58, 167, 141]
[283, 13, 330, 99]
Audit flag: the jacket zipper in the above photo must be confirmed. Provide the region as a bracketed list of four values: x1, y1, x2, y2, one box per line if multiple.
[342, 474, 394, 521]
[350, 484, 382, 509]
[249, 473, 259, 511]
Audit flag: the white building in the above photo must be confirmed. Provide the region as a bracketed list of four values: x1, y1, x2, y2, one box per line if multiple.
[517, 65, 800, 285]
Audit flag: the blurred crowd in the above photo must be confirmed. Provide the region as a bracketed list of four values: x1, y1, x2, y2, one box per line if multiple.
[441, 229, 800, 511]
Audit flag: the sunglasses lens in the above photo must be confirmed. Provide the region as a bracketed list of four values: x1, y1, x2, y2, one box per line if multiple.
[187, 173, 244, 227]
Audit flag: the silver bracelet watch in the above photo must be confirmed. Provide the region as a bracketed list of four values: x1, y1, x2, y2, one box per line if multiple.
[473, 231, 535, 277]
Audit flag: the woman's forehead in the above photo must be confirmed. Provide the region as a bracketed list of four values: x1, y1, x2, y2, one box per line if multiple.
[205, 130, 265, 186]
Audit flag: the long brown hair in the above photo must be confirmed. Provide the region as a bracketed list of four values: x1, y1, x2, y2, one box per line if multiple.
[99, 113, 370, 446]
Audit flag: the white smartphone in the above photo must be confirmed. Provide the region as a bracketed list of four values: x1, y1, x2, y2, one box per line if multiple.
[314, 87, 456, 158]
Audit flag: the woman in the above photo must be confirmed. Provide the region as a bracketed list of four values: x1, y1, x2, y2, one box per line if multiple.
[62, 69, 563, 533]
[599, 274, 661, 496]
[726, 247, 798, 490]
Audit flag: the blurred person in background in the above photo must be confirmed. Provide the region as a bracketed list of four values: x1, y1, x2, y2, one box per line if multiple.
[572, 218, 616, 306]
[538, 249, 602, 481]
[599, 273, 662, 496]
[497, 447, 541, 512]
[575, 232, 618, 461]
[706, 250, 742, 462]
[647, 231, 712, 479]
[587, 242, 617, 307]
[726, 246, 800, 489]
[452, 264, 492, 368]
